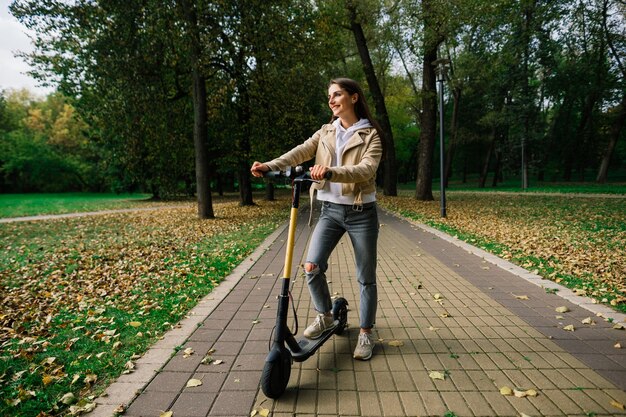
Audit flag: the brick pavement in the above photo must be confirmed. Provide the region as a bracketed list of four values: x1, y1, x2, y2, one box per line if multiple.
[90, 205, 626, 417]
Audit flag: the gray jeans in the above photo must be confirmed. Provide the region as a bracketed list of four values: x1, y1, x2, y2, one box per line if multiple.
[305, 201, 379, 329]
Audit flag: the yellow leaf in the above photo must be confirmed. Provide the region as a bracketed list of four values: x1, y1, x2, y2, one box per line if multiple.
[555, 306, 570, 313]
[514, 295, 529, 300]
[128, 321, 142, 327]
[186, 378, 203, 387]
[183, 348, 194, 358]
[611, 400, 625, 410]
[500, 386, 513, 396]
[581, 317, 595, 325]
[615, 342, 622, 349]
[250, 410, 258, 417]
[259, 408, 270, 417]
[525, 389, 538, 397]
[613, 323, 625, 330]
[160, 412, 173, 417]
[433, 293, 443, 300]
[42, 374, 54, 386]
[388, 340, 404, 347]
[563, 324, 575, 331]
[429, 371, 445, 380]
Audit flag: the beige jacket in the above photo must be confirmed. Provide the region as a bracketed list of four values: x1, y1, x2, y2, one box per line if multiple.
[265, 123, 383, 206]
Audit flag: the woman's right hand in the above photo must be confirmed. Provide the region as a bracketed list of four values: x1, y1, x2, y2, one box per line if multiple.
[250, 161, 269, 177]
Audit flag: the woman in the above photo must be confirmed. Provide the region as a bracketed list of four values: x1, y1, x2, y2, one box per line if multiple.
[250, 78, 383, 360]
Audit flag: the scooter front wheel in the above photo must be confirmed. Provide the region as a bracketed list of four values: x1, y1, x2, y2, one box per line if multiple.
[261, 346, 292, 398]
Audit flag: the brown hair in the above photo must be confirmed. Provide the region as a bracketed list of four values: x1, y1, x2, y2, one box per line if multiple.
[328, 77, 386, 156]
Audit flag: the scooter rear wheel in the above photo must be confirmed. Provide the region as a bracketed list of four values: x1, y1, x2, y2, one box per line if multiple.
[261, 347, 292, 398]
[332, 297, 349, 335]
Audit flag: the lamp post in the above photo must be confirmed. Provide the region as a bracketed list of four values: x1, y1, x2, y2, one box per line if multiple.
[433, 58, 450, 218]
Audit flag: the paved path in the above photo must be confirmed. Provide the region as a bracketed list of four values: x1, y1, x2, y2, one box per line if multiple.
[89, 206, 626, 417]
[0, 205, 188, 223]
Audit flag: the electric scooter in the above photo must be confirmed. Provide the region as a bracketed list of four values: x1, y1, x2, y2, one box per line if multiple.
[260, 166, 349, 399]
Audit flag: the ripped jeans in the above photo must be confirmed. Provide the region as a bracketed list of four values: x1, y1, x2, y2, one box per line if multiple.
[305, 201, 379, 329]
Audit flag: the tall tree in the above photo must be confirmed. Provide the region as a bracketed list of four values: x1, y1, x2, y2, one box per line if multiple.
[180, 0, 214, 218]
[345, 0, 397, 196]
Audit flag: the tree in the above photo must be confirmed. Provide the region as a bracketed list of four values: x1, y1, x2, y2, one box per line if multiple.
[345, 0, 398, 196]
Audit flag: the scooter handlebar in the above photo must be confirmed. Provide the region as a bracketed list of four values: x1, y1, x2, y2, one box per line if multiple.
[263, 166, 331, 181]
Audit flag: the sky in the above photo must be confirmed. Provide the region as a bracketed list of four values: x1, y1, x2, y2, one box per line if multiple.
[0, 0, 54, 95]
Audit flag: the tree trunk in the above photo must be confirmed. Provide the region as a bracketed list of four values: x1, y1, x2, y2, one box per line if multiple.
[596, 94, 626, 183]
[264, 181, 275, 201]
[346, 0, 397, 196]
[444, 86, 461, 187]
[415, 0, 441, 201]
[491, 150, 502, 187]
[479, 128, 496, 188]
[182, 0, 213, 219]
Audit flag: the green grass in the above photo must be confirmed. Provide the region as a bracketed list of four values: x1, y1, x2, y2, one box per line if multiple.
[397, 178, 626, 194]
[0, 193, 156, 218]
[0, 200, 287, 416]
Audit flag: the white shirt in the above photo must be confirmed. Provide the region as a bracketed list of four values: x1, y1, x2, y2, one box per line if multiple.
[317, 118, 376, 205]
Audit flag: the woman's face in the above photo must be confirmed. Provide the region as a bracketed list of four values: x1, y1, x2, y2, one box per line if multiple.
[328, 84, 357, 121]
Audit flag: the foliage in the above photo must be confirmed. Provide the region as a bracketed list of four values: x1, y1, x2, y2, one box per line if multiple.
[6, 0, 626, 199]
[0, 198, 287, 416]
[379, 192, 626, 313]
[0, 90, 99, 193]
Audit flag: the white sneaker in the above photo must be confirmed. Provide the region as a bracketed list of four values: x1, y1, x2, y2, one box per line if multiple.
[303, 314, 336, 339]
[353, 332, 373, 360]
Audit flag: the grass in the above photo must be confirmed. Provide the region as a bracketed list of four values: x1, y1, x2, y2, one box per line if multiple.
[397, 178, 626, 194]
[0, 193, 158, 218]
[0, 198, 287, 416]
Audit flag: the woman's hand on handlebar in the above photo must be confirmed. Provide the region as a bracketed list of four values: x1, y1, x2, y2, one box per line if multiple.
[251, 161, 269, 178]
[309, 164, 330, 181]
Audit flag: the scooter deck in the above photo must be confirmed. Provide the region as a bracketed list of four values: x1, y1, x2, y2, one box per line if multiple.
[288, 320, 340, 362]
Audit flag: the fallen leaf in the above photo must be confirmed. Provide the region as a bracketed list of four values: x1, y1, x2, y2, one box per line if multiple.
[429, 371, 445, 380]
[259, 409, 270, 417]
[60, 392, 76, 405]
[213, 359, 224, 365]
[439, 312, 451, 318]
[500, 386, 513, 396]
[555, 306, 570, 313]
[128, 321, 142, 327]
[581, 317, 595, 325]
[611, 400, 625, 410]
[514, 295, 529, 300]
[514, 389, 527, 398]
[250, 410, 258, 417]
[428, 326, 440, 331]
[160, 412, 173, 417]
[433, 293, 443, 300]
[613, 323, 625, 330]
[615, 342, 622, 349]
[563, 324, 575, 331]
[183, 348, 194, 358]
[186, 378, 203, 388]
[252, 320, 260, 324]
[388, 340, 404, 347]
